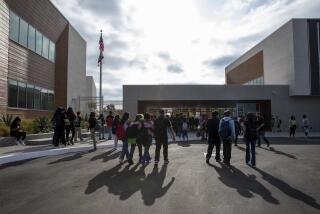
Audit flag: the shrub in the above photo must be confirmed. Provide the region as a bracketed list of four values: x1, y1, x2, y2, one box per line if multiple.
[0, 123, 10, 137]
[21, 119, 39, 134]
[0, 113, 13, 127]
[81, 121, 89, 129]
[33, 117, 51, 133]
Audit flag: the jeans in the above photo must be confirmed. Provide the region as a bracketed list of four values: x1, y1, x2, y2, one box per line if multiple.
[289, 125, 296, 137]
[65, 125, 75, 143]
[206, 138, 221, 160]
[99, 126, 105, 139]
[144, 135, 153, 160]
[11, 131, 26, 141]
[74, 127, 83, 141]
[246, 140, 256, 166]
[222, 139, 232, 163]
[129, 143, 142, 161]
[53, 127, 66, 146]
[257, 131, 270, 146]
[182, 130, 188, 142]
[120, 139, 130, 160]
[155, 138, 168, 162]
[106, 127, 112, 139]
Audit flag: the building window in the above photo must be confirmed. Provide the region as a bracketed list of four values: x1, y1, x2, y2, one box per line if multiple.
[34, 86, 41, 110]
[35, 30, 43, 55]
[28, 25, 36, 52]
[8, 80, 18, 107]
[19, 18, 28, 47]
[42, 36, 49, 59]
[48, 90, 54, 110]
[49, 41, 55, 62]
[18, 82, 27, 108]
[27, 84, 34, 109]
[244, 76, 264, 85]
[9, 11, 19, 42]
[41, 88, 48, 110]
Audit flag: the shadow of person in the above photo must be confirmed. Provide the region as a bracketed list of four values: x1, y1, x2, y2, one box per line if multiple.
[177, 142, 191, 147]
[85, 163, 146, 201]
[253, 167, 320, 210]
[260, 147, 297, 159]
[48, 153, 83, 165]
[237, 145, 259, 154]
[90, 149, 118, 161]
[141, 164, 175, 206]
[211, 163, 279, 204]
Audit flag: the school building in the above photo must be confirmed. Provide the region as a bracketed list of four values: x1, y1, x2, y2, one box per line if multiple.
[0, 0, 96, 118]
[123, 18, 320, 131]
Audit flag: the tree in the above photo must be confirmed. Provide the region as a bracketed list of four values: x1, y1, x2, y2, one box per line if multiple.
[87, 101, 97, 111]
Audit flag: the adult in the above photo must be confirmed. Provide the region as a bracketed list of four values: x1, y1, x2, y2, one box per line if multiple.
[218, 110, 235, 165]
[51, 107, 67, 147]
[119, 112, 130, 163]
[10, 117, 26, 146]
[98, 114, 105, 140]
[65, 107, 76, 145]
[205, 111, 221, 164]
[112, 115, 120, 149]
[127, 114, 143, 165]
[289, 115, 297, 137]
[143, 113, 154, 164]
[302, 115, 310, 137]
[256, 114, 270, 147]
[243, 113, 257, 167]
[271, 115, 275, 132]
[106, 111, 114, 140]
[154, 109, 176, 166]
[181, 118, 189, 143]
[74, 111, 83, 142]
[88, 112, 97, 149]
[234, 117, 241, 146]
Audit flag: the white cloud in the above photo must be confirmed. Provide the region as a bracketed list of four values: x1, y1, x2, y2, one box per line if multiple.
[51, 0, 320, 100]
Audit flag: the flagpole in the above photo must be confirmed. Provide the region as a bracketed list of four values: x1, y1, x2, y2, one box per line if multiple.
[99, 30, 103, 115]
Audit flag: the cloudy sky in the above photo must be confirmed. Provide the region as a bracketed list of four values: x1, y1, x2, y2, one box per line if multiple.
[51, 0, 320, 100]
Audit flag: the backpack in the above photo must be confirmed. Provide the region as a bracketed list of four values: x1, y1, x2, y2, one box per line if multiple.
[245, 123, 257, 141]
[74, 117, 80, 127]
[137, 123, 149, 146]
[219, 119, 232, 139]
[116, 124, 125, 140]
[125, 124, 139, 139]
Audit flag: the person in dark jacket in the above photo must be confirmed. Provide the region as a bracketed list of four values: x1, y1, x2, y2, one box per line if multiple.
[65, 107, 76, 145]
[205, 111, 221, 163]
[112, 115, 120, 149]
[88, 112, 97, 146]
[256, 113, 270, 147]
[243, 113, 258, 167]
[10, 117, 26, 146]
[234, 118, 241, 146]
[51, 107, 66, 147]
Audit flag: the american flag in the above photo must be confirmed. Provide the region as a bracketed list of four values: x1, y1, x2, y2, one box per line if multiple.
[98, 32, 104, 65]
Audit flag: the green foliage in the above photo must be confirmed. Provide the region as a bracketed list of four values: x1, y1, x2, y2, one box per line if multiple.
[0, 113, 13, 127]
[21, 119, 39, 134]
[87, 102, 97, 111]
[80, 120, 89, 129]
[0, 123, 10, 137]
[33, 117, 51, 133]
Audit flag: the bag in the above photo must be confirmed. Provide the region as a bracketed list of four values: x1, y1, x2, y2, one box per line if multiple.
[74, 117, 80, 127]
[137, 124, 149, 146]
[64, 118, 70, 126]
[182, 122, 188, 131]
[116, 124, 125, 140]
[219, 119, 231, 140]
[245, 124, 257, 141]
[126, 124, 139, 139]
[128, 138, 137, 145]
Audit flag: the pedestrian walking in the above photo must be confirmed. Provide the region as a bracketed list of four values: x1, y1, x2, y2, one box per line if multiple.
[10, 117, 26, 146]
[106, 111, 114, 140]
[289, 115, 297, 137]
[243, 113, 257, 167]
[206, 111, 221, 164]
[218, 110, 235, 165]
[74, 111, 83, 142]
[154, 109, 176, 167]
[119, 112, 130, 163]
[276, 116, 282, 132]
[65, 107, 76, 145]
[234, 117, 241, 146]
[302, 115, 310, 137]
[112, 115, 120, 149]
[60, 108, 67, 146]
[256, 113, 270, 147]
[181, 118, 189, 143]
[98, 114, 105, 140]
[142, 112, 154, 165]
[271, 115, 275, 132]
[88, 112, 97, 149]
[127, 114, 143, 165]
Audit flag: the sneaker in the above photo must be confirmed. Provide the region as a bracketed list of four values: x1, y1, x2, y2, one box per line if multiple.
[164, 160, 169, 164]
[128, 159, 134, 165]
[16, 141, 20, 146]
[206, 159, 210, 164]
[119, 159, 124, 164]
[20, 140, 26, 146]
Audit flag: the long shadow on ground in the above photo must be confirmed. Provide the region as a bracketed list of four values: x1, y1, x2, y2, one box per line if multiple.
[209, 163, 279, 204]
[90, 149, 120, 162]
[85, 164, 175, 206]
[259, 147, 297, 159]
[48, 153, 84, 165]
[253, 167, 320, 210]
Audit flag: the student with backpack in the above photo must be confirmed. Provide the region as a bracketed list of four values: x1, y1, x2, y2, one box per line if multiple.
[88, 112, 97, 150]
[106, 111, 114, 140]
[142, 113, 154, 165]
[98, 114, 105, 140]
[119, 112, 130, 163]
[154, 109, 176, 167]
[127, 114, 144, 165]
[206, 111, 221, 164]
[234, 117, 241, 146]
[218, 110, 235, 166]
[112, 115, 120, 149]
[74, 111, 84, 142]
[256, 113, 270, 147]
[65, 107, 76, 145]
[243, 113, 257, 167]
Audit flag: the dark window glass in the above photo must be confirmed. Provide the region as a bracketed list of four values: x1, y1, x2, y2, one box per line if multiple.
[19, 18, 28, 47]
[42, 36, 49, 59]
[35, 30, 42, 55]
[28, 25, 36, 51]
[18, 82, 26, 108]
[9, 11, 19, 42]
[8, 80, 18, 107]
[41, 88, 48, 110]
[48, 90, 54, 110]
[27, 84, 34, 109]
[49, 41, 55, 62]
[34, 86, 41, 109]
